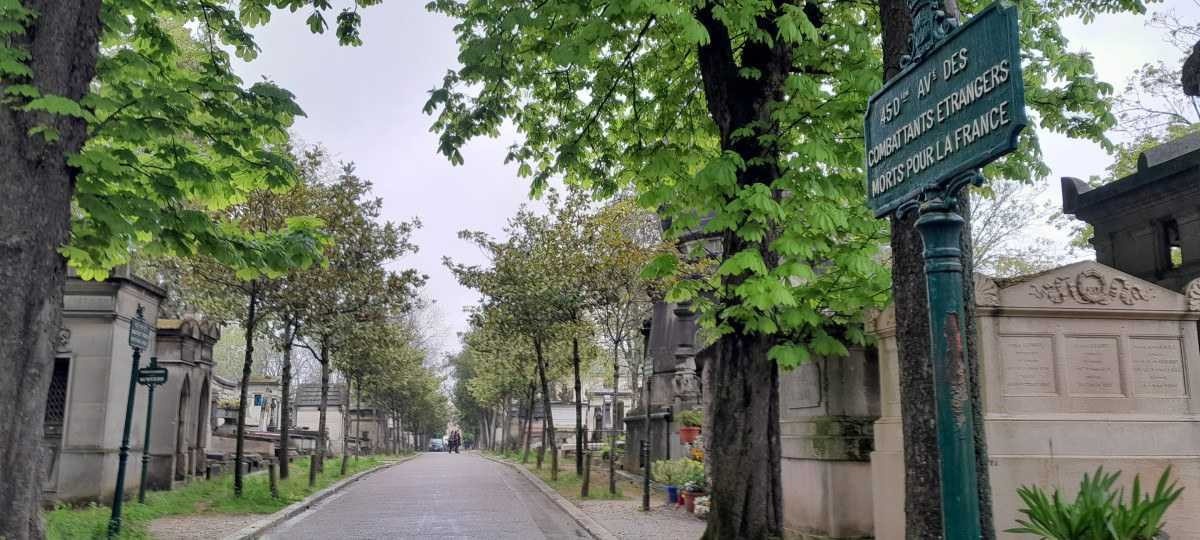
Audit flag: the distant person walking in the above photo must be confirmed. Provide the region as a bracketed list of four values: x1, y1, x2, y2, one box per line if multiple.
[448, 430, 461, 454]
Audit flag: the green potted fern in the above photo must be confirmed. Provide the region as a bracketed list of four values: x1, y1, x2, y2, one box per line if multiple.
[677, 409, 703, 444]
[1008, 466, 1182, 540]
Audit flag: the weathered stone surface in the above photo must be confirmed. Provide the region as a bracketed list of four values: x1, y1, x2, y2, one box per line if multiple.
[780, 350, 878, 539]
[870, 262, 1200, 539]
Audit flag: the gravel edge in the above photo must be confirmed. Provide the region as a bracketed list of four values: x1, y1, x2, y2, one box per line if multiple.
[221, 454, 419, 540]
[481, 454, 619, 540]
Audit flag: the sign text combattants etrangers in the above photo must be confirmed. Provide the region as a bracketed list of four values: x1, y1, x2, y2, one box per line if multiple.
[864, 2, 1026, 217]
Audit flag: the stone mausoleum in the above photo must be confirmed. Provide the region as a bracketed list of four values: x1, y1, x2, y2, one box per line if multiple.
[867, 133, 1200, 539]
[44, 268, 167, 503]
[43, 268, 221, 503]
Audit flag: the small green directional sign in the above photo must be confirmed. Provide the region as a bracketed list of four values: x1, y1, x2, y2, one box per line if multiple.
[137, 367, 168, 386]
[865, 1, 1027, 217]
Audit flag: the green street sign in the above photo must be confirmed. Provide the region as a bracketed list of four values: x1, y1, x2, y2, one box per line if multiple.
[137, 367, 168, 386]
[864, 1, 1027, 217]
[128, 309, 153, 351]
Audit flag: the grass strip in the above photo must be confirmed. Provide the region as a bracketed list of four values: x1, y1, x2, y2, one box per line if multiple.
[45, 454, 403, 539]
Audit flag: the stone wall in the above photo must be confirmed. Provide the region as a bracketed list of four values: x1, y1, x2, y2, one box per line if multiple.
[780, 351, 878, 539]
[870, 262, 1200, 539]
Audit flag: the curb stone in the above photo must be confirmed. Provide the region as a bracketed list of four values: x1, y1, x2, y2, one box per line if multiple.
[482, 454, 619, 540]
[222, 454, 419, 540]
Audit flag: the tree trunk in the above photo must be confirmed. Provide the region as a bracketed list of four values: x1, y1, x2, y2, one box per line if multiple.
[878, 1, 994, 537]
[613, 339, 621, 400]
[703, 336, 782, 539]
[278, 320, 296, 479]
[522, 383, 535, 464]
[693, 2, 795, 536]
[0, 4, 102, 538]
[500, 395, 510, 452]
[310, 341, 331, 487]
[234, 281, 260, 497]
[340, 376, 350, 475]
[355, 377, 363, 458]
[534, 338, 558, 481]
[573, 337, 583, 476]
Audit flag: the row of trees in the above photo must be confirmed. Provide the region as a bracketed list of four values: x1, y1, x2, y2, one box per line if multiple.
[144, 145, 449, 493]
[447, 193, 665, 480]
[0, 2, 388, 536]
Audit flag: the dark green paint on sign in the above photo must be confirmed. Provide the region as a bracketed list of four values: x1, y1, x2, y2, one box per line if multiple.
[137, 367, 168, 386]
[865, 1, 1027, 217]
[128, 317, 153, 351]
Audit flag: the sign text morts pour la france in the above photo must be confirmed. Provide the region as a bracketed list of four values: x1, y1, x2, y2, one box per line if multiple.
[865, 1, 1027, 217]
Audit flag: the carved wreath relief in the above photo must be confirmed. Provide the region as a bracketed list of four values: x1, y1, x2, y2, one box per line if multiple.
[1186, 278, 1200, 311]
[1028, 269, 1154, 306]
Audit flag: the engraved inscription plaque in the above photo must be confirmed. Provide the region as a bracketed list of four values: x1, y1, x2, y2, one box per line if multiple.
[1000, 335, 1056, 395]
[782, 361, 822, 409]
[1067, 336, 1123, 396]
[1131, 337, 1187, 397]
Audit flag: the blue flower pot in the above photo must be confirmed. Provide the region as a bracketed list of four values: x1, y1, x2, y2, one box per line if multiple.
[667, 485, 679, 504]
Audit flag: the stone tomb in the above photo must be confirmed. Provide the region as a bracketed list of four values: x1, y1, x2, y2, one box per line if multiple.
[150, 316, 220, 489]
[778, 349, 879, 539]
[869, 261, 1200, 539]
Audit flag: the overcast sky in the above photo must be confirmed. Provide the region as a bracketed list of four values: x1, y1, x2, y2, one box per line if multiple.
[234, 0, 1199, 350]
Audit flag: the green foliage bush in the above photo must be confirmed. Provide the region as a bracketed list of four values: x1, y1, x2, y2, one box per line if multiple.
[651, 458, 704, 487]
[677, 409, 704, 428]
[1007, 466, 1182, 540]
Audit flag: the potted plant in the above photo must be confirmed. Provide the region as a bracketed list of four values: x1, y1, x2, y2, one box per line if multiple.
[679, 460, 706, 512]
[652, 459, 681, 504]
[1008, 466, 1182, 540]
[677, 409, 703, 444]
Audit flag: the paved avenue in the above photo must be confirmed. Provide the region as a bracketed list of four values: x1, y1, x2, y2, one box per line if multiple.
[266, 453, 591, 539]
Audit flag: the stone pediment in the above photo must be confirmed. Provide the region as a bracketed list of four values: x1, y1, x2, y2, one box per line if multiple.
[995, 261, 1188, 312]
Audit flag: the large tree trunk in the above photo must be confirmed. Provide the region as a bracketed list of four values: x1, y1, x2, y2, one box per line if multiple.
[278, 321, 295, 479]
[534, 338, 558, 480]
[0, 3, 102, 538]
[233, 281, 260, 497]
[878, 1, 994, 537]
[693, 3, 794, 537]
[703, 336, 782, 539]
[572, 337, 583, 476]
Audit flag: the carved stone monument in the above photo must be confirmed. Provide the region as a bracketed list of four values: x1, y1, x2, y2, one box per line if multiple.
[869, 262, 1200, 539]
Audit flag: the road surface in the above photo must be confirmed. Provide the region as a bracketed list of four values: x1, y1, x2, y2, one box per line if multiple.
[266, 452, 592, 539]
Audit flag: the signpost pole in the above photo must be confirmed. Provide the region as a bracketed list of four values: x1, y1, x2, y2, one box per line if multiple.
[641, 319, 652, 512]
[138, 357, 160, 503]
[914, 176, 984, 539]
[108, 347, 141, 538]
[109, 305, 153, 538]
[864, 1, 1027, 536]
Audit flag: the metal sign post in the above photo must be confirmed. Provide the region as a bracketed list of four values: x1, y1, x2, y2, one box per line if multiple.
[137, 357, 168, 503]
[863, 2, 1026, 538]
[640, 319, 653, 512]
[109, 305, 154, 537]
